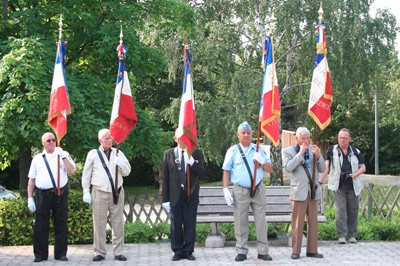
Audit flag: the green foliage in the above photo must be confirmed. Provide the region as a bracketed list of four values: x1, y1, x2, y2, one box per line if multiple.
[67, 190, 93, 244]
[0, 197, 34, 246]
[194, 223, 211, 243]
[0, 190, 93, 246]
[358, 216, 400, 241]
[0, 0, 196, 193]
[124, 221, 155, 243]
[151, 222, 170, 240]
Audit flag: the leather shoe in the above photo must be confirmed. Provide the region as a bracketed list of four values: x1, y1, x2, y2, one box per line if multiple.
[92, 255, 105, 261]
[235, 254, 247, 261]
[115, 255, 127, 261]
[55, 256, 68, 261]
[34, 257, 47, 262]
[172, 254, 182, 261]
[258, 254, 272, 261]
[291, 253, 300, 259]
[183, 254, 195, 260]
[306, 252, 323, 258]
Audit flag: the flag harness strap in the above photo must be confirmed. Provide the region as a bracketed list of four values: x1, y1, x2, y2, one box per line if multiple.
[237, 144, 260, 196]
[42, 154, 58, 194]
[96, 149, 119, 204]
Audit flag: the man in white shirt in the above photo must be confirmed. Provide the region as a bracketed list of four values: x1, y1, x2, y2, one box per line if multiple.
[27, 132, 76, 262]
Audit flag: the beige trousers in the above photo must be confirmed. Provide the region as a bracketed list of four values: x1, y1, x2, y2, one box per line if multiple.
[92, 186, 125, 257]
[233, 183, 269, 255]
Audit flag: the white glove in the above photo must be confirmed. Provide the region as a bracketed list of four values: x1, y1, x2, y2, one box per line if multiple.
[253, 151, 266, 165]
[83, 192, 91, 204]
[27, 197, 36, 212]
[184, 151, 195, 166]
[54, 147, 67, 159]
[114, 156, 125, 168]
[223, 187, 233, 206]
[162, 202, 171, 211]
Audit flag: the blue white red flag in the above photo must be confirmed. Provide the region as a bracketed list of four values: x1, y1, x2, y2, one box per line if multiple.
[48, 40, 71, 145]
[259, 34, 281, 147]
[110, 44, 138, 144]
[176, 46, 198, 156]
[308, 23, 333, 130]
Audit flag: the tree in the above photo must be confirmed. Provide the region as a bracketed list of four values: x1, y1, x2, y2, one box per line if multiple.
[0, 0, 195, 195]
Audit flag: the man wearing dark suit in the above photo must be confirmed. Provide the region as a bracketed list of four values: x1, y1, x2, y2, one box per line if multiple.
[162, 132, 205, 261]
[283, 127, 325, 260]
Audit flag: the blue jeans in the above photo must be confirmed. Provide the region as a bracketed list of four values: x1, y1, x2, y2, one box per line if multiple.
[333, 189, 359, 238]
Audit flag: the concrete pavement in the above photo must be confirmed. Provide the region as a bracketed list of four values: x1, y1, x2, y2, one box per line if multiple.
[0, 240, 398, 265]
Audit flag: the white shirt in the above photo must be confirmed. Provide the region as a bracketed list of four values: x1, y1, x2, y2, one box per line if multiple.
[28, 150, 76, 189]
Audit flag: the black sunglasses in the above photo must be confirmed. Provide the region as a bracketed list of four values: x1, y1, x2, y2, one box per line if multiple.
[46, 138, 56, 143]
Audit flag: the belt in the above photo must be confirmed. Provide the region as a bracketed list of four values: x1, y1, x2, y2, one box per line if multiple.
[234, 182, 261, 189]
[38, 186, 66, 193]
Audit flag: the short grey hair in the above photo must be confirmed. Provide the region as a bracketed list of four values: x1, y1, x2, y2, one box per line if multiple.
[98, 128, 110, 139]
[295, 127, 310, 137]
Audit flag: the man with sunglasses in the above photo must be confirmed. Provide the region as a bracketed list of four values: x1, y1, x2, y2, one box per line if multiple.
[27, 132, 76, 263]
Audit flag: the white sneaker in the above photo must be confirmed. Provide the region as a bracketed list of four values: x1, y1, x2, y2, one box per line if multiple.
[338, 237, 346, 244]
[349, 237, 357, 243]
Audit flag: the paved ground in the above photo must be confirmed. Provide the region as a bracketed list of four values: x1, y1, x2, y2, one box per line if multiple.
[2, 174, 398, 265]
[0, 240, 398, 265]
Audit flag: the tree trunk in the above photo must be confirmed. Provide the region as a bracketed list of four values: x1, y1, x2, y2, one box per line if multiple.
[19, 145, 31, 198]
[2, 0, 8, 20]
[270, 143, 283, 185]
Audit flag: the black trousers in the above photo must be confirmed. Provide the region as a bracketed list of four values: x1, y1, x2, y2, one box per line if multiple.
[34, 186, 68, 259]
[170, 191, 198, 256]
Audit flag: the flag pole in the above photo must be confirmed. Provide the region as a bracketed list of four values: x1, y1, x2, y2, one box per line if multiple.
[183, 40, 191, 198]
[56, 14, 63, 196]
[311, 3, 325, 196]
[114, 25, 125, 199]
[253, 13, 276, 193]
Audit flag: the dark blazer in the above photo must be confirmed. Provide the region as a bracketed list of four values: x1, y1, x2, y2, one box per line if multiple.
[162, 148, 205, 207]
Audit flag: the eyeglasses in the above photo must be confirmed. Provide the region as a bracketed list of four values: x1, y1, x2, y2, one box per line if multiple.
[46, 138, 56, 143]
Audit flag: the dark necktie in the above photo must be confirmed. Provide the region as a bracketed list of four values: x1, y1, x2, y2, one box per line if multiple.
[304, 149, 310, 166]
[104, 149, 111, 161]
[180, 150, 186, 187]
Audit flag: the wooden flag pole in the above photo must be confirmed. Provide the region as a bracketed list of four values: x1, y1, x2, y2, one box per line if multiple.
[56, 15, 63, 197]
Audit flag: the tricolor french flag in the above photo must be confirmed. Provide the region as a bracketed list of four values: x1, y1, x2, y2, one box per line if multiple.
[110, 44, 138, 144]
[176, 47, 198, 156]
[259, 34, 281, 147]
[308, 23, 333, 130]
[48, 40, 71, 144]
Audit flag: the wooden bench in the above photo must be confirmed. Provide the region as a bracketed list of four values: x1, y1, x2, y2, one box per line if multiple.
[197, 186, 326, 247]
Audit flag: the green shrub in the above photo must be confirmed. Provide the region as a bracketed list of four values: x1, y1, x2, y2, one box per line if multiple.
[151, 222, 170, 240]
[0, 197, 34, 246]
[67, 190, 93, 244]
[219, 223, 235, 241]
[124, 221, 155, 243]
[195, 223, 211, 243]
[0, 190, 93, 246]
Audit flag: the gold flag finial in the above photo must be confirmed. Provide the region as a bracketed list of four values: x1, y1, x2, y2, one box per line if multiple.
[269, 12, 276, 34]
[318, 2, 324, 24]
[119, 24, 123, 45]
[58, 14, 63, 40]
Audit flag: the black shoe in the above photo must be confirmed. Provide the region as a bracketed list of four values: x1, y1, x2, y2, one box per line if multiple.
[115, 255, 127, 261]
[172, 254, 182, 261]
[55, 256, 68, 261]
[92, 255, 105, 261]
[306, 252, 323, 258]
[235, 254, 247, 261]
[291, 253, 300, 259]
[183, 254, 196, 260]
[34, 257, 47, 263]
[258, 254, 272, 261]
